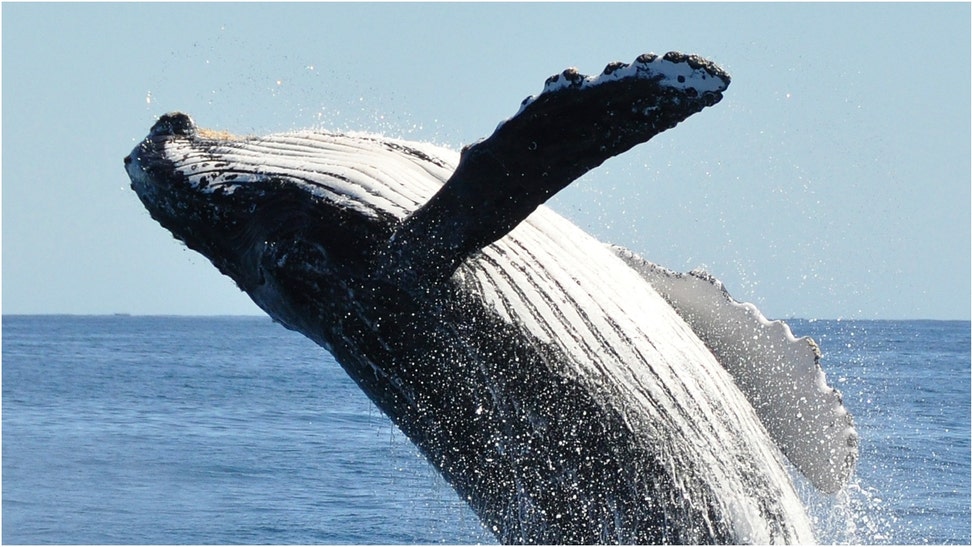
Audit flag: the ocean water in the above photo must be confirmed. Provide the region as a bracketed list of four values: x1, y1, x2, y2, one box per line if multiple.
[2, 315, 969, 544]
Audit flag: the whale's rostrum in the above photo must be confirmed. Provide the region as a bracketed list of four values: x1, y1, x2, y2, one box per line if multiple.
[125, 52, 856, 544]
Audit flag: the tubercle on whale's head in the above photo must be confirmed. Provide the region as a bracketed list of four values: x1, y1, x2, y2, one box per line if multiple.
[138, 112, 243, 141]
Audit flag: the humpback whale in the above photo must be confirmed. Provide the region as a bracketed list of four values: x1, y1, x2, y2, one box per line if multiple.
[125, 52, 857, 544]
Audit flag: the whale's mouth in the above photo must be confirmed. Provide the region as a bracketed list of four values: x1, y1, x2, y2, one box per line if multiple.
[124, 112, 403, 327]
[125, 112, 243, 202]
[125, 113, 311, 298]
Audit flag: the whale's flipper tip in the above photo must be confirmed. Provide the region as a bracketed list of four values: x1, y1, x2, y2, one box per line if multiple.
[519, 51, 730, 119]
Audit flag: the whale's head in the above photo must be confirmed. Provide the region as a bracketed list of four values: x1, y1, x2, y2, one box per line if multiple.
[125, 113, 454, 332]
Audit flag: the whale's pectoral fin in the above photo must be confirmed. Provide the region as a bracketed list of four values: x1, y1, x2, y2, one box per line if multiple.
[381, 52, 730, 285]
[613, 246, 859, 494]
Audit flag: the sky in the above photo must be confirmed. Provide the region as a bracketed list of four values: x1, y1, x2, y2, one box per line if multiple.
[2, 2, 969, 320]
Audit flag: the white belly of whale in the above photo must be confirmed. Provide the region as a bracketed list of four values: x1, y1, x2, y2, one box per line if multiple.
[462, 205, 816, 542]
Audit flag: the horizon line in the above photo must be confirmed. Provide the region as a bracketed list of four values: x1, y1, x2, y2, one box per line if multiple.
[2, 313, 969, 323]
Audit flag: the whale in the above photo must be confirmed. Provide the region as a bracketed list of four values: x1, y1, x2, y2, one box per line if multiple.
[125, 52, 857, 544]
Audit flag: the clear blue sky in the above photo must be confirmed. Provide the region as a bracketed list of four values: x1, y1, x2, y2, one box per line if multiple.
[2, 3, 969, 319]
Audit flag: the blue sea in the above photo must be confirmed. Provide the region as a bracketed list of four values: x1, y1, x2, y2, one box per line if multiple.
[2, 315, 969, 544]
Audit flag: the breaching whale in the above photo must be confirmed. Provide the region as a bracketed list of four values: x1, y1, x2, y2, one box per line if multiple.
[125, 52, 857, 544]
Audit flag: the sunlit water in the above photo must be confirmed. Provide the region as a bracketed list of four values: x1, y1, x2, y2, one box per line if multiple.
[2, 316, 969, 544]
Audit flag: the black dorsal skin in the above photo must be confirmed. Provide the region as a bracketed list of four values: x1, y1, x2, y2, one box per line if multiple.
[124, 54, 823, 544]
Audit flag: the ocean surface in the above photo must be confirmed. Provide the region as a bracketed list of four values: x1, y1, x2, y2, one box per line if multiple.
[2, 315, 969, 544]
